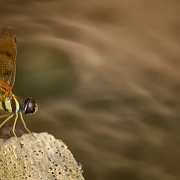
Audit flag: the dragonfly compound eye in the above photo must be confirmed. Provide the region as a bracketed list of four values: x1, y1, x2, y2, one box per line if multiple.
[23, 98, 38, 115]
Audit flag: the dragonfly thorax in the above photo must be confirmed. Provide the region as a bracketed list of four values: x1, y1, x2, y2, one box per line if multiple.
[0, 94, 20, 113]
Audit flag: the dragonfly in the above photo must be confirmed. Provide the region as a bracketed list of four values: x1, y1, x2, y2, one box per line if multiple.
[0, 27, 38, 138]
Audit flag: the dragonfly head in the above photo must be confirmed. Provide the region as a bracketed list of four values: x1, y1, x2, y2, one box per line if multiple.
[22, 97, 38, 115]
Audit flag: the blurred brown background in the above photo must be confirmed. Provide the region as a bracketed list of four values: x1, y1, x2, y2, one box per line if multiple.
[1, 1, 180, 180]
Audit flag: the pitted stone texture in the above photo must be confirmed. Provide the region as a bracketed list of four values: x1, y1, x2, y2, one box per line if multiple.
[0, 133, 84, 180]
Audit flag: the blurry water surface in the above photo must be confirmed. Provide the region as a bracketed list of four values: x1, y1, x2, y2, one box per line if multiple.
[1, 1, 180, 180]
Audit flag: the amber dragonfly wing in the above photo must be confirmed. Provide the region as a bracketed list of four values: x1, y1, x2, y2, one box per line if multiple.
[0, 27, 17, 94]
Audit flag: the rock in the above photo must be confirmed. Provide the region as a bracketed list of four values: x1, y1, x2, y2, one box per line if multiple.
[0, 132, 85, 180]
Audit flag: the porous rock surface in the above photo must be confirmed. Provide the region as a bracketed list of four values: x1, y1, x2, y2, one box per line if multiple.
[0, 132, 84, 180]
